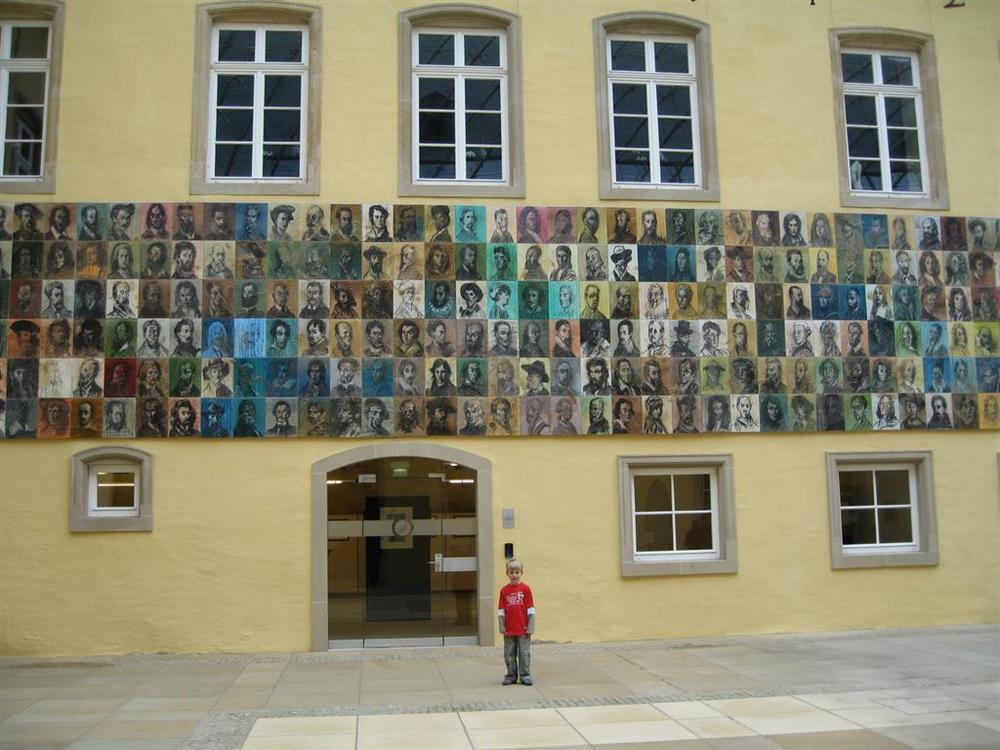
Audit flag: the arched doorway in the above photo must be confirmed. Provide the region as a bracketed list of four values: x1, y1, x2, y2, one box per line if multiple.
[311, 445, 493, 650]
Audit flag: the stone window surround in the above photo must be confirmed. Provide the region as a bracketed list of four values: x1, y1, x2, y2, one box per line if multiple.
[397, 3, 525, 198]
[190, 1, 323, 196]
[829, 27, 949, 211]
[826, 450, 939, 569]
[618, 453, 737, 576]
[0, 0, 65, 194]
[70, 445, 154, 532]
[593, 11, 720, 202]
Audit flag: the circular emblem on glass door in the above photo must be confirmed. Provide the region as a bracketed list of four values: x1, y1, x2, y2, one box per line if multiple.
[391, 517, 414, 537]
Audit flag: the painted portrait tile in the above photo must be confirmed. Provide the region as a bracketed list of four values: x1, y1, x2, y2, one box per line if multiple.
[200, 398, 233, 438]
[487, 205, 516, 245]
[76, 203, 108, 242]
[730, 394, 759, 432]
[702, 394, 731, 432]
[71, 397, 104, 437]
[297, 357, 330, 399]
[235, 203, 269, 242]
[426, 204, 454, 243]
[978, 394, 1000, 430]
[454, 205, 486, 244]
[583, 395, 611, 434]
[818, 394, 845, 431]
[665, 209, 694, 246]
[457, 397, 489, 435]
[925, 392, 953, 429]
[139, 241, 170, 281]
[203, 203, 237, 241]
[952, 393, 979, 429]
[41, 202, 76, 242]
[425, 397, 457, 435]
[777, 211, 807, 248]
[544, 207, 576, 245]
[861, 213, 889, 249]
[759, 393, 788, 432]
[103, 398, 136, 438]
[751, 210, 779, 247]
[672, 394, 700, 433]
[729, 319, 756, 357]
[577, 207, 606, 244]
[694, 210, 722, 246]
[265, 397, 297, 436]
[393, 204, 424, 243]
[487, 242, 517, 281]
[611, 395, 640, 434]
[395, 396, 426, 436]
[834, 213, 864, 251]
[76, 241, 108, 280]
[966, 217, 995, 252]
[914, 215, 942, 251]
[941, 216, 971, 252]
[607, 207, 637, 244]
[723, 209, 751, 246]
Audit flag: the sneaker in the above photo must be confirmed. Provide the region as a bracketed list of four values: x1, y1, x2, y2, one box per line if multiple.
[502, 675, 516, 685]
[520, 675, 533, 686]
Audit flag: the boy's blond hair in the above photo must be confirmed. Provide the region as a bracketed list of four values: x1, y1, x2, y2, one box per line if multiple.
[505, 557, 523, 572]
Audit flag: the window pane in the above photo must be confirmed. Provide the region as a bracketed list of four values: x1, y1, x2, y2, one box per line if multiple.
[419, 146, 456, 178]
[465, 35, 500, 67]
[658, 118, 693, 150]
[218, 29, 255, 61]
[95, 471, 136, 508]
[466, 147, 502, 180]
[616, 150, 650, 182]
[884, 97, 917, 127]
[881, 55, 914, 86]
[3, 141, 42, 176]
[262, 144, 300, 177]
[842, 53, 874, 83]
[676, 512, 713, 550]
[847, 127, 880, 159]
[217, 75, 254, 106]
[5, 107, 44, 139]
[465, 113, 501, 145]
[264, 75, 301, 107]
[610, 40, 645, 71]
[612, 83, 647, 115]
[465, 79, 501, 111]
[657, 85, 691, 117]
[419, 78, 455, 109]
[674, 474, 710, 511]
[844, 95, 876, 125]
[419, 112, 455, 144]
[614, 116, 649, 149]
[887, 129, 920, 160]
[659, 151, 695, 184]
[635, 515, 674, 552]
[839, 470, 874, 506]
[634, 476, 671, 512]
[214, 143, 252, 177]
[10, 26, 49, 59]
[7, 72, 46, 105]
[851, 160, 883, 191]
[842, 509, 876, 544]
[216, 108, 253, 141]
[654, 42, 688, 73]
[878, 508, 914, 543]
[264, 109, 301, 141]
[875, 470, 911, 504]
[418, 33, 454, 65]
[265, 30, 303, 63]
[890, 161, 922, 192]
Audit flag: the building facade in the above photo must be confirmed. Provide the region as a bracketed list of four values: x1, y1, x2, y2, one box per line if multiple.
[0, 0, 998, 656]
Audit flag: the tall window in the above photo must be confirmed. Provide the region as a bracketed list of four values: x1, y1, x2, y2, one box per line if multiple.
[398, 5, 524, 198]
[191, 3, 321, 195]
[0, 20, 48, 177]
[412, 29, 507, 183]
[209, 24, 308, 181]
[0, 1, 63, 193]
[840, 49, 926, 196]
[826, 452, 938, 569]
[594, 13, 718, 201]
[830, 29, 948, 210]
[607, 36, 699, 188]
[619, 455, 736, 576]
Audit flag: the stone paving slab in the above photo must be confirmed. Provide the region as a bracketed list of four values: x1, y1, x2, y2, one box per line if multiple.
[0, 625, 996, 750]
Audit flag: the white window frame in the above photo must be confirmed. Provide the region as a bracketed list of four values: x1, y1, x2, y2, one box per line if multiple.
[87, 462, 140, 519]
[71, 446, 153, 532]
[190, 2, 322, 196]
[619, 454, 736, 576]
[0, 1, 63, 193]
[411, 27, 509, 185]
[606, 34, 702, 190]
[834, 462, 919, 555]
[594, 11, 719, 202]
[829, 28, 948, 211]
[840, 48, 928, 199]
[826, 451, 938, 569]
[208, 23, 308, 183]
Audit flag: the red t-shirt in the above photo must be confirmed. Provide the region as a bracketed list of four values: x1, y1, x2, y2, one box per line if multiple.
[498, 582, 534, 636]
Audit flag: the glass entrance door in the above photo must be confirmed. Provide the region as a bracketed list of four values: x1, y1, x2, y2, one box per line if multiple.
[326, 457, 478, 647]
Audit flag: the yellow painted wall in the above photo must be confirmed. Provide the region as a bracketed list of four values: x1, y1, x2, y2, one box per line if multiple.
[2, 0, 998, 656]
[1, 434, 998, 656]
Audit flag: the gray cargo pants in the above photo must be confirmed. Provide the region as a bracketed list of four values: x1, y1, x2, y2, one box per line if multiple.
[503, 635, 531, 678]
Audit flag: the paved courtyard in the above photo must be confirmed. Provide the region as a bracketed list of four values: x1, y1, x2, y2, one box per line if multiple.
[1, 625, 997, 749]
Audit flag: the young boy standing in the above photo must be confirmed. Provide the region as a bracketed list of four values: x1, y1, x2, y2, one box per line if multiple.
[498, 557, 535, 685]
